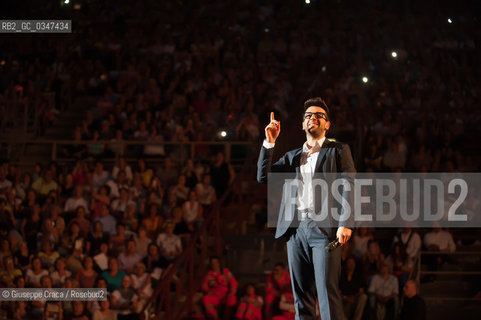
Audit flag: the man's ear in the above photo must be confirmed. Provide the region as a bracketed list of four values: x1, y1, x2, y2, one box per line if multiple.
[325, 121, 331, 131]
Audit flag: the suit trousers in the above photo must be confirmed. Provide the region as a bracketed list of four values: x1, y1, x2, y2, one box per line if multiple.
[286, 219, 343, 320]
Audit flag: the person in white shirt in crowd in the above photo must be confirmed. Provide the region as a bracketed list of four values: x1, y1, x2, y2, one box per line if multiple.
[423, 227, 456, 253]
[107, 171, 130, 199]
[195, 174, 216, 208]
[367, 263, 399, 320]
[423, 226, 456, 275]
[156, 219, 182, 262]
[64, 186, 90, 213]
[130, 262, 153, 312]
[182, 190, 203, 229]
[392, 227, 421, 267]
[112, 156, 133, 184]
[352, 227, 373, 260]
[92, 161, 110, 192]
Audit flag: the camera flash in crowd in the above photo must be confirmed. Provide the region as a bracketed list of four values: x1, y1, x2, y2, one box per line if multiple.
[391, 51, 398, 58]
[220, 131, 227, 138]
[448, 18, 453, 24]
[322, 66, 327, 72]
[64, 0, 70, 4]
[305, 0, 311, 4]
[362, 76, 369, 84]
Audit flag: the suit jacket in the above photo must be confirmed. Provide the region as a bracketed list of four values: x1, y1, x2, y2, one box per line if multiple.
[257, 139, 356, 239]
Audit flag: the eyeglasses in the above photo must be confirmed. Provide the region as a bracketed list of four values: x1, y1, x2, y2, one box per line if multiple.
[304, 112, 328, 121]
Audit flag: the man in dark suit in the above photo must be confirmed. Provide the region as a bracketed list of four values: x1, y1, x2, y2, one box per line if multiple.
[257, 97, 356, 320]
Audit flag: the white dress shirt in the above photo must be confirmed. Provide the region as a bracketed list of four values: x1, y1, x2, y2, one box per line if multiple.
[264, 137, 326, 219]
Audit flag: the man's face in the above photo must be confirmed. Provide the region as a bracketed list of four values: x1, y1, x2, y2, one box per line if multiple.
[403, 280, 417, 298]
[302, 106, 330, 136]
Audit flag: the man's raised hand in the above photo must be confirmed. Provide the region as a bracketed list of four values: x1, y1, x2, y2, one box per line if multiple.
[265, 112, 280, 143]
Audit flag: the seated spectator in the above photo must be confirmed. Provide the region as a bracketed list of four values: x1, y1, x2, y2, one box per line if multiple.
[130, 262, 152, 310]
[362, 240, 385, 280]
[106, 171, 130, 200]
[92, 162, 110, 192]
[69, 300, 91, 320]
[31, 169, 58, 199]
[69, 206, 91, 238]
[201, 256, 238, 320]
[91, 185, 111, 219]
[136, 158, 153, 188]
[122, 203, 138, 231]
[385, 243, 411, 287]
[423, 227, 456, 253]
[0, 168, 13, 193]
[0, 256, 22, 287]
[111, 275, 139, 318]
[272, 292, 295, 320]
[30, 275, 53, 318]
[182, 190, 203, 229]
[72, 159, 88, 187]
[92, 296, 117, 320]
[112, 157, 133, 183]
[25, 257, 49, 287]
[49, 205, 66, 236]
[14, 241, 32, 270]
[88, 130, 106, 157]
[236, 283, 263, 320]
[142, 203, 163, 239]
[340, 257, 367, 320]
[423, 226, 456, 275]
[94, 204, 117, 235]
[64, 186, 89, 214]
[87, 220, 110, 255]
[93, 242, 110, 273]
[264, 263, 291, 320]
[59, 173, 75, 201]
[171, 175, 190, 202]
[75, 256, 98, 288]
[142, 243, 170, 275]
[130, 175, 147, 203]
[392, 227, 421, 267]
[181, 159, 200, 189]
[383, 143, 406, 171]
[101, 257, 127, 292]
[134, 227, 151, 258]
[367, 263, 399, 320]
[352, 227, 373, 260]
[400, 280, 426, 320]
[157, 156, 178, 189]
[50, 258, 71, 287]
[59, 222, 85, 258]
[156, 219, 182, 262]
[110, 224, 129, 255]
[118, 239, 142, 273]
[171, 206, 192, 238]
[111, 188, 135, 215]
[38, 238, 60, 269]
[196, 173, 216, 208]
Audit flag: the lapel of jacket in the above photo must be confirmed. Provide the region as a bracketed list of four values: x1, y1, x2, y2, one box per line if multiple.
[315, 139, 331, 173]
[292, 148, 303, 174]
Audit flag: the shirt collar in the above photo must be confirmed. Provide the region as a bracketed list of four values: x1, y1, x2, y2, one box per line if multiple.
[303, 137, 326, 155]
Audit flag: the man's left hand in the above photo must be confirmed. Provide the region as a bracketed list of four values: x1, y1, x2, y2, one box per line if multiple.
[336, 227, 352, 245]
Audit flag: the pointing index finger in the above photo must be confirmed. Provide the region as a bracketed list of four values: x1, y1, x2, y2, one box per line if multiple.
[270, 112, 275, 122]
